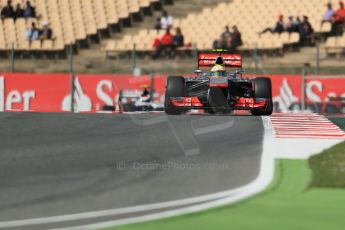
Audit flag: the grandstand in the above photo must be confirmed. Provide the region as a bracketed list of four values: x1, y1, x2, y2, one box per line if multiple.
[324, 34, 345, 56]
[0, 0, 161, 54]
[0, 0, 344, 68]
[104, 0, 338, 56]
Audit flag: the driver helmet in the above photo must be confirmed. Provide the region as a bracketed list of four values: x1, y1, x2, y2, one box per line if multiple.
[210, 64, 227, 77]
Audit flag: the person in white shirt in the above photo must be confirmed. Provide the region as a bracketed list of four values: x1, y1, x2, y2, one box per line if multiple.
[160, 10, 173, 29]
[26, 22, 39, 42]
[323, 3, 335, 23]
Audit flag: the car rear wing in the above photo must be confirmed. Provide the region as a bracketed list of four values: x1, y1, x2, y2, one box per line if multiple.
[198, 53, 242, 68]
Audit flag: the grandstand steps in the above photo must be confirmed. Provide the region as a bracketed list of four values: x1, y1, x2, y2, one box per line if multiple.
[98, 0, 233, 50]
[163, 0, 232, 18]
[73, 0, 233, 61]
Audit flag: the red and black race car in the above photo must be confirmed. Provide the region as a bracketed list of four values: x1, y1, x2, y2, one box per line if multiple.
[164, 51, 273, 116]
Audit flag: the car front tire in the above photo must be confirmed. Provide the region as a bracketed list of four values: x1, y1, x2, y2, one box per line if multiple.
[251, 77, 273, 116]
[164, 76, 187, 115]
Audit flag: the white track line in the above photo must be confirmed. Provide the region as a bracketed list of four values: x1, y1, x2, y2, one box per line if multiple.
[0, 190, 239, 228]
[0, 189, 248, 229]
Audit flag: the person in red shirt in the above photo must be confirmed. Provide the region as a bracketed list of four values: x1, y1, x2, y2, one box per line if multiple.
[335, 1, 345, 23]
[152, 28, 174, 59]
[160, 29, 173, 45]
[332, 1, 345, 35]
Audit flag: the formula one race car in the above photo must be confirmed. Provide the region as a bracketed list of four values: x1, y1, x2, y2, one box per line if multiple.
[164, 51, 273, 116]
[118, 89, 164, 112]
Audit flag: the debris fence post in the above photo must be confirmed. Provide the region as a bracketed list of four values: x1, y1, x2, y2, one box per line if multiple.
[69, 43, 75, 113]
[10, 43, 15, 73]
[193, 47, 198, 70]
[301, 63, 310, 112]
[150, 69, 155, 101]
[131, 43, 137, 72]
[315, 40, 320, 75]
[253, 43, 259, 75]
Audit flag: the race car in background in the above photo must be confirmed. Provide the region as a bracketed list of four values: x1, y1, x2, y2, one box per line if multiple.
[118, 89, 164, 112]
[164, 51, 273, 115]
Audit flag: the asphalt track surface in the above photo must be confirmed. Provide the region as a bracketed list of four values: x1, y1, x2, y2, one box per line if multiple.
[0, 112, 264, 229]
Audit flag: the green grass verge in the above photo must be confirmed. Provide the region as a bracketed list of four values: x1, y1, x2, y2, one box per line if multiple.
[329, 117, 345, 131]
[106, 158, 345, 230]
[310, 141, 345, 188]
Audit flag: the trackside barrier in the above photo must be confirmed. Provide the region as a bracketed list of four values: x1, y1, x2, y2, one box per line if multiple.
[0, 73, 344, 114]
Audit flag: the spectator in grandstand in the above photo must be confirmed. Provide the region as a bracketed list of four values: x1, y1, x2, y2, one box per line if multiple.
[39, 21, 53, 40]
[229, 25, 242, 53]
[286, 16, 294, 33]
[154, 17, 161, 31]
[299, 16, 314, 45]
[170, 27, 184, 57]
[26, 22, 39, 42]
[335, 1, 345, 23]
[260, 15, 285, 35]
[213, 26, 232, 49]
[221, 26, 232, 46]
[23, 1, 36, 19]
[152, 30, 161, 49]
[152, 28, 174, 59]
[286, 16, 300, 33]
[296, 16, 302, 26]
[322, 3, 335, 25]
[14, 3, 24, 20]
[173, 27, 184, 47]
[160, 10, 173, 30]
[331, 1, 345, 36]
[1, 0, 14, 19]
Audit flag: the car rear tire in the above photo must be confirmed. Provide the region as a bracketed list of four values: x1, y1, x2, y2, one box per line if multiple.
[165, 76, 187, 115]
[251, 77, 273, 116]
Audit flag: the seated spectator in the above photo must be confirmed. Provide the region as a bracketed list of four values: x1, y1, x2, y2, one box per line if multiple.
[299, 16, 314, 45]
[152, 28, 174, 59]
[14, 3, 24, 20]
[229, 25, 242, 53]
[296, 16, 302, 27]
[1, 0, 14, 19]
[154, 17, 161, 31]
[39, 21, 53, 40]
[26, 22, 40, 42]
[171, 27, 184, 57]
[213, 26, 232, 49]
[286, 16, 300, 33]
[23, 1, 36, 19]
[335, 1, 345, 23]
[173, 27, 184, 47]
[331, 1, 345, 35]
[160, 10, 173, 30]
[260, 15, 286, 35]
[322, 3, 335, 25]
[152, 30, 161, 49]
